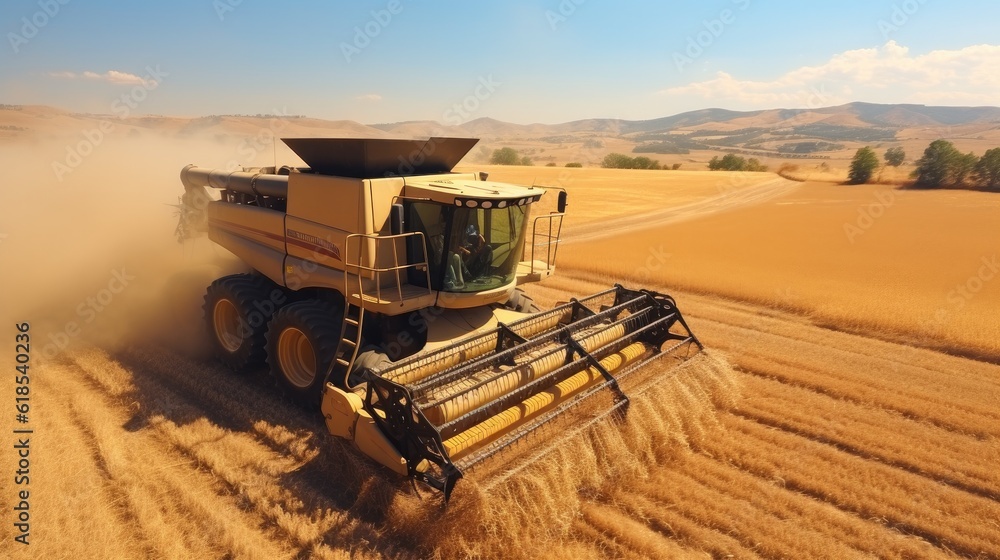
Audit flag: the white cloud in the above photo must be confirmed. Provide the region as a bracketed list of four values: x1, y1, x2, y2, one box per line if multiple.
[356, 93, 382, 101]
[663, 42, 1000, 108]
[48, 70, 149, 86]
[104, 70, 148, 85]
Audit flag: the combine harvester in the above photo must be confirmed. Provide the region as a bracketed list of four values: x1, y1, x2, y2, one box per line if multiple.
[178, 138, 701, 499]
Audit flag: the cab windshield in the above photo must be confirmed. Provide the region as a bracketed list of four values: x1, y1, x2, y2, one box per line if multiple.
[406, 202, 529, 292]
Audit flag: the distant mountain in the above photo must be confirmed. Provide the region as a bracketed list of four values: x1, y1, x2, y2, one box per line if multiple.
[367, 102, 1000, 145]
[619, 108, 768, 133]
[826, 102, 1000, 127]
[4, 102, 1000, 164]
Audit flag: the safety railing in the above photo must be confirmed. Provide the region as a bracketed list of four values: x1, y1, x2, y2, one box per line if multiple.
[343, 232, 433, 305]
[529, 212, 565, 274]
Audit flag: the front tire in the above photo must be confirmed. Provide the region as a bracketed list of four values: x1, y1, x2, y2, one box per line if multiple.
[203, 274, 279, 371]
[266, 301, 343, 406]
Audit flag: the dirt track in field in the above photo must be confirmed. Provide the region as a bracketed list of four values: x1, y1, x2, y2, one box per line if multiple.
[9, 265, 1000, 559]
[561, 176, 801, 244]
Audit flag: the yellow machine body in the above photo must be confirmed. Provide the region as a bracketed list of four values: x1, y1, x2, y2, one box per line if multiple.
[180, 137, 699, 499]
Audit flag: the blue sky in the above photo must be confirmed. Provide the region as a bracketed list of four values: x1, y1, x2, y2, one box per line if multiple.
[2, 0, 999, 123]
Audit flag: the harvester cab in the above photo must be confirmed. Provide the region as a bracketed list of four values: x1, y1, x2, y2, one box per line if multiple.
[179, 137, 700, 499]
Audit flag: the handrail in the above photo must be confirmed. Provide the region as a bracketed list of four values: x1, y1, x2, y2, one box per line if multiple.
[529, 212, 565, 274]
[343, 232, 434, 305]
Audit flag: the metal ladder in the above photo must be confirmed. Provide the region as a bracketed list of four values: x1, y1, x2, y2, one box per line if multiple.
[334, 301, 365, 389]
[329, 231, 433, 389]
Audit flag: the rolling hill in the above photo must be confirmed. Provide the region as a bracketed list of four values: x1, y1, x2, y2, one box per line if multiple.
[4, 102, 1000, 167]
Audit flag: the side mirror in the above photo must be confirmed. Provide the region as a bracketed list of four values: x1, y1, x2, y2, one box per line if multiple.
[390, 203, 405, 235]
[557, 191, 568, 214]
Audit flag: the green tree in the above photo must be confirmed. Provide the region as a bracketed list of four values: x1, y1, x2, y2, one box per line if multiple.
[722, 154, 746, 171]
[709, 153, 747, 171]
[884, 147, 905, 167]
[490, 147, 520, 165]
[973, 147, 1000, 188]
[520, 155, 533, 166]
[952, 152, 979, 185]
[565, 162, 583, 168]
[602, 153, 634, 169]
[632, 156, 661, 170]
[746, 158, 768, 172]
[913, 140, 962, 187]
[848, 147, 880, 184]
[601, 153, 664, 169]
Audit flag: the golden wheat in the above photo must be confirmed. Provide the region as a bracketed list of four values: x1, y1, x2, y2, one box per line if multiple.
[5, 150, 1000, 559]
[559, 181, 1000, 359]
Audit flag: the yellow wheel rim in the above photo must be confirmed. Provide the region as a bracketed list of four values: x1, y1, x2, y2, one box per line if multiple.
[213, 299, 243, 353]
[277, 327, 317, 388]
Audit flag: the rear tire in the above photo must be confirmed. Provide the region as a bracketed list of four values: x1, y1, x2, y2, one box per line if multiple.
[504, 288, 541, 313]
[203, 274, 280, 372]
[265, 300, 343, 406]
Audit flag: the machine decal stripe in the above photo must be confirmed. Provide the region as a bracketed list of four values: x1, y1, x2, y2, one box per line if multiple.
[285, 236, 342, 261]
[208, 218, 342, 261]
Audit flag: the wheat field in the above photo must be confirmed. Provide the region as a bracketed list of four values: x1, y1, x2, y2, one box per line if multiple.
[3, 151, 1000, 558]
[558, 181, 1000, 361]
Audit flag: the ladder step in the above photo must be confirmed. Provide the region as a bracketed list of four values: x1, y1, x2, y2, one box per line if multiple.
[335, 302, 364, 373]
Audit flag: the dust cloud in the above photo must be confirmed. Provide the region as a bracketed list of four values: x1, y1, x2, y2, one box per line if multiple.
[0, 132, 276, 359]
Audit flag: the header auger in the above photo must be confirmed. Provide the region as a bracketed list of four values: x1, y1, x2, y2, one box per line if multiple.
[178, 137, 701, 499]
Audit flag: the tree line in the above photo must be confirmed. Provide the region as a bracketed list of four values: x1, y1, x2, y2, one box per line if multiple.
[601, 153, 685, 170]
[707, 153, 768, 172]
[849, 141, 1000, 188]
